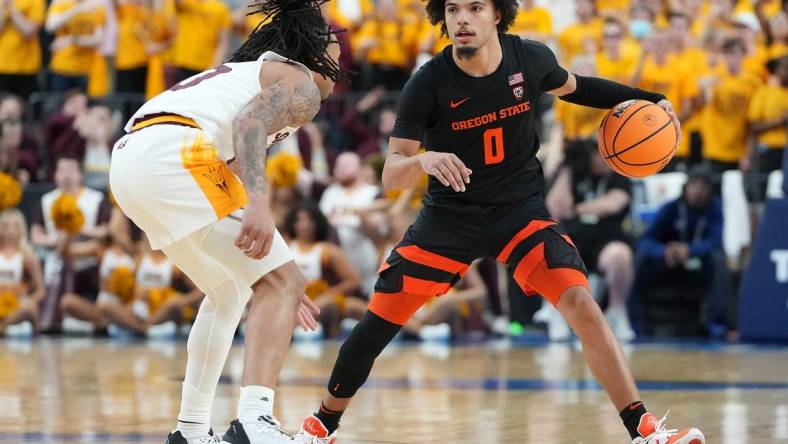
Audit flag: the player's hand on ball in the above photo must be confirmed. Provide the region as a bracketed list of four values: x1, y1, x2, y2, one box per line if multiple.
[419, 151, 472, 192]
[235, 203, 276, 259]
[297, 295, 321, 331]
[657, 99, 681, 143]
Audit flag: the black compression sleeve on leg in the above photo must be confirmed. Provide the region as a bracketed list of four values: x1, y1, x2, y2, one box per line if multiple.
[559, 74, 666, 109]
[327, 310, 402, 398]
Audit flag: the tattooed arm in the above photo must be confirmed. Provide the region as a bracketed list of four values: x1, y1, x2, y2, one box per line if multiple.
[231, 64, 321, 259]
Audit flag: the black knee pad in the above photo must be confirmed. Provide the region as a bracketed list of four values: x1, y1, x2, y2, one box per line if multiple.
[327, 311, 401, 398]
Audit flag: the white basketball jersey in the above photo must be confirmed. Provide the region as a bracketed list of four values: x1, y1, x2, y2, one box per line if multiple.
[135, 254, 174, 290]
[125, 51, 312, 161]
[290, 242, 325, 282]
[0, 252, 23, 287]
[99, 248, 135, 280]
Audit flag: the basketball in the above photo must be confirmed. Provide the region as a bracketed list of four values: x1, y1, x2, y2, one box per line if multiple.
[597, 99, 678, 178]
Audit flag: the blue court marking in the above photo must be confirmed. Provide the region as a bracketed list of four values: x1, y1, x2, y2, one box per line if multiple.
[232, 376, 788, 392]
[0, 432, 160, 442]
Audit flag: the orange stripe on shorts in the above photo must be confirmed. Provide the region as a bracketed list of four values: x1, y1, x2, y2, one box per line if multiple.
[497, 219, 556, 262]
[395, 245, 469, 275]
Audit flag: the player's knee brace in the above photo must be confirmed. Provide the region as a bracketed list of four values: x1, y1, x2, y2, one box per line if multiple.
[327, 310, 401, 398]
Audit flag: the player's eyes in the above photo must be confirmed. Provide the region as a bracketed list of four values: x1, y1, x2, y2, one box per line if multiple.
[447, 6, 456, 13]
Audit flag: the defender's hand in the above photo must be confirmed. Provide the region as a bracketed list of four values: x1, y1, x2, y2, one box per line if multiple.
[234, 203, 276, 259]
[657, 99, 682, 144]
[296, 295, 321, 331]
[418, 151, 472, 192]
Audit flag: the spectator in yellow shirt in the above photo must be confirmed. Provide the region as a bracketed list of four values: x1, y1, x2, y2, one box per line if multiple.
[744, 55, 787, 197]
[115, 0, 175, 95]
[45, 0, 106, 92]
[352, 0, 418, 90]
[632, 28, 699, 168]
[557, 0, 601, 63]
[0, 0, 45, 99]
[596, 0, 630, 15]
[701, 38, 763, 174]
[171, 0, 230, 83]
[596, 18, 640, 85]
[509, 0, 552, 44]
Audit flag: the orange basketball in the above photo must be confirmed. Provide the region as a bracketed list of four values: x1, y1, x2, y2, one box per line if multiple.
[597, 99, 678, 178]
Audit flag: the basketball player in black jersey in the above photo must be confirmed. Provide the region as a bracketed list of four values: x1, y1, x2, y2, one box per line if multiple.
[294, 0, 705, 443]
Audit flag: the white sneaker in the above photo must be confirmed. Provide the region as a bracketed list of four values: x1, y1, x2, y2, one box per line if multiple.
[605, 305, 636, 342]
[222, 416, 293, 444]
[418, 323, 451, 341]
[61, 316, 95, 334]
[293, 415, 337, 444]
[340, 318, 358, 333]
[165, 430, 222, 444]
[293, 324, 323, 341]
[5, 321, 33, 337]
[547, 307, 571, 341]
[147, 321, 177, 339]
[631, 411, 705, 444]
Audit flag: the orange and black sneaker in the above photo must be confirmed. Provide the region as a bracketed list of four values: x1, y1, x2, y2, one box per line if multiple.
[293, 415, 338, 444]
[631, 411, 705, 444]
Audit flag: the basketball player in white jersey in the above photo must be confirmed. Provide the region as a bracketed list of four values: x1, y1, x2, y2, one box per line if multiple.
[109, 0, 345, 442]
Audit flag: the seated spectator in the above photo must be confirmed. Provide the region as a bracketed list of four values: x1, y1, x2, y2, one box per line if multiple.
[0, 209, 44, 335]
[744, 54, 787, 200]
[0, 94, 39, 183]
[546, 140, 635, 340]
[402, 260, 487, 341]
[284, 203, 363, 338]
[338, 87, 396, 160]
[45, 90, 88, 178]
[0, 0, 45, 100]
[319, 152, 380, 297]
[45, 0, 107, 92]
[30, 155, 109, 332]
[96, 232, 203, 337]
[75, 102, 116, 190]
[634, 167, 731, 335]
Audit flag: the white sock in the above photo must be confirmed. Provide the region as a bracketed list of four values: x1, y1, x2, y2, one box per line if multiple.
[176, 383, 213, 439]
[237, 385, 275, 424]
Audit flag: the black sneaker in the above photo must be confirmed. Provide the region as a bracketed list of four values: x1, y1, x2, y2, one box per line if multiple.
[165, 429, 223, 443]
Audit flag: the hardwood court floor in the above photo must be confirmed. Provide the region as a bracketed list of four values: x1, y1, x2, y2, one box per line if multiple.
[1, 337, 787, 443]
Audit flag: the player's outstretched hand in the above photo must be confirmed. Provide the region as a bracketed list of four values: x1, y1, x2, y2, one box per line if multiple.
[418, 151, 472, 192]
[296, 295, 321, 331]
[235, 203, 276, 259]
[657, 99, 682, 143]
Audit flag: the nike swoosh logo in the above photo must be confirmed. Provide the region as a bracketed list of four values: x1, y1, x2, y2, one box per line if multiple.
[450, 97, 470, 109]
[629, 402, 644, 410]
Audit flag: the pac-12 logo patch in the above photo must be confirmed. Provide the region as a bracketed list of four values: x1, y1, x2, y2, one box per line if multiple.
[512, 85, 524, 101]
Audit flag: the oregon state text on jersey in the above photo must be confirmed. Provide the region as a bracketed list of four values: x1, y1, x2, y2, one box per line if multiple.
[124, 51, 310, 161]
[391, 34, 569, 205]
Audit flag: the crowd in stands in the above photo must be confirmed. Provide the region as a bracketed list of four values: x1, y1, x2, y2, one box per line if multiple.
[1, 0, 786, 342]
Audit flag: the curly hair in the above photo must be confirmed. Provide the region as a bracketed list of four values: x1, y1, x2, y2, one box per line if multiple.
[425, 0, 519, 36]
[283, 203, 331, 242]
[229, 0, 348, 83]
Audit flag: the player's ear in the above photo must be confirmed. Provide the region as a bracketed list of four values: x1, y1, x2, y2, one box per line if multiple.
[494, 9, 501, 26]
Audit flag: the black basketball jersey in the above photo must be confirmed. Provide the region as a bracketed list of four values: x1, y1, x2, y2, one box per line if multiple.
[391, 34, 569, 205]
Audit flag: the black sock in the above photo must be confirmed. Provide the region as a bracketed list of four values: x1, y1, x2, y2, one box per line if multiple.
[619, 400, 648, 439]
[315, 403, 343, 435]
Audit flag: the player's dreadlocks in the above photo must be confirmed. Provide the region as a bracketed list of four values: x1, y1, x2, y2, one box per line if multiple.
[425, 0, 518, 36]
[228, 0, 346, 83]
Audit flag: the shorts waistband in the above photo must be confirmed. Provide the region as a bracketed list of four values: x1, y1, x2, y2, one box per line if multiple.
[130, 113, 199, 133]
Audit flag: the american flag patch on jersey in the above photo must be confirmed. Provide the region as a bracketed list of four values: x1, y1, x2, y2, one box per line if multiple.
[508, 72, 524, 85]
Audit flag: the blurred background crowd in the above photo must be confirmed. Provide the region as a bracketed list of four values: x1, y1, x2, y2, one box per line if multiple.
[0, 0, 786, 343]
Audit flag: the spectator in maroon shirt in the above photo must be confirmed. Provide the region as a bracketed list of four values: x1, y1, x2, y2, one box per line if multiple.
[0, 94, 40, 184]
